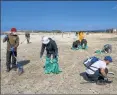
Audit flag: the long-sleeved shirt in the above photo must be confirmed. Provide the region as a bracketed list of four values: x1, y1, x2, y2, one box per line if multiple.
[3, 34, 19, 51]
[40, 38, 58, 57]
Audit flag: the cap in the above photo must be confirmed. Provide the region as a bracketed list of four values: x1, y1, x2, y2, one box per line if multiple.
[104, 56, 113, 62]
[11, 28, 17, 32]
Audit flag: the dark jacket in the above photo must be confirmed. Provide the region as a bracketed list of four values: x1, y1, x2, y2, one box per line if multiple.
[3, 34, 19, 51]
[25, 33, 30, 38]
[40, 38, 58, 57]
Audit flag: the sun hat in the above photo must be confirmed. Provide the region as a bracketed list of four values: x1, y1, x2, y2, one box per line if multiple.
[42, 36, 50, 44]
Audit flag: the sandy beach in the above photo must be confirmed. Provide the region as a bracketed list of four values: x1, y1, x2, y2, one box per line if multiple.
[1, 33, 117, 94]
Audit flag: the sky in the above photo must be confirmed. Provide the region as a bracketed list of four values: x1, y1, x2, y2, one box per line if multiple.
[1, 1, 117, 31]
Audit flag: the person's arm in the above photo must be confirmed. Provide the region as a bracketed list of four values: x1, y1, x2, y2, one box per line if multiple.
[40, 44, 45, 58]
[100, 68, 107, 78]
[53, 41, 58, 56]
[14, 36, 19, 48]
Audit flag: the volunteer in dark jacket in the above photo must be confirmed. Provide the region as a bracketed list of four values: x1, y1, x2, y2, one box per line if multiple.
[25, 32, 30, 44]
[40, 36, 61, 74]
[3, 28, 19, 72]
[40, 37, 58, 59]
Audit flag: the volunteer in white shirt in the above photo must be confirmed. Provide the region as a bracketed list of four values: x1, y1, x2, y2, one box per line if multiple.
[86, 56, 113, 81]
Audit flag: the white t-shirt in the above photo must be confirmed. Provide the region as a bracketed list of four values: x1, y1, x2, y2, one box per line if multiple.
[86, 60, 106, 75]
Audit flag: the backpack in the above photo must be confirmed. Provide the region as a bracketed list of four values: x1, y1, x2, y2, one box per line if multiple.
[83, 56, 99, 68]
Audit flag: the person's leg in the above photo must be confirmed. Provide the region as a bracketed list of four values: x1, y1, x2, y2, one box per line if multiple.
[6, 51, 12, 72]
[27, 37, 30, 43]
[86, 69, 100, 82]
[72, 41, 77, 48]
[76, 40, 81, 48]
[12, 51, 17, 71]
[26, 38, 28, 44]
[81, 39, 87, 49]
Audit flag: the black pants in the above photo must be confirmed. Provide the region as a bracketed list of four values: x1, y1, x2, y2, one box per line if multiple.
[46, 53, 57, 59]
[81, 39, 87, 48]
[6, 51, 17, 69]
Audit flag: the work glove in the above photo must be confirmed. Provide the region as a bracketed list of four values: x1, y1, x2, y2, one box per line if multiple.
[10, 47, 15, 52]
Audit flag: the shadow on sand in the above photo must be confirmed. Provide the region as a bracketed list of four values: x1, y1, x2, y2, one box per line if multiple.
[80, 72, 89, 81]
[17, 60, 30, 66]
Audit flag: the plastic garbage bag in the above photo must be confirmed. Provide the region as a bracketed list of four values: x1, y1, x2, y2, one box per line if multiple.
[44, 57, 62, 74]
[95, 50, 103, 54]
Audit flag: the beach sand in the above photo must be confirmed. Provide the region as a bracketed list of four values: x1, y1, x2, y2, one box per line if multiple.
[1, 33, 117, 94]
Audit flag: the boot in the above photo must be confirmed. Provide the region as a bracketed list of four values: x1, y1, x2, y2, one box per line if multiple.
[6, 68, 11, 72]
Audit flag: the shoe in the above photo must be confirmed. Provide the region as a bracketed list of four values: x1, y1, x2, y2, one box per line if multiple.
[6, 68, 10, 72]
[96, 79, 112, 85]
[105, 80, 113, 84]
[96, 79, 106, 85]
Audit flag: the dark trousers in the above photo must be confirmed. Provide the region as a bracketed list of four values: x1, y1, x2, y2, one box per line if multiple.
[46, 53, 57, 59]
[6, 51, 17, 69]
[81, 39, 87, 48]
[26, 37, 30, 43]
[86, 68, 108, 81]
[72, 40, 80, 48]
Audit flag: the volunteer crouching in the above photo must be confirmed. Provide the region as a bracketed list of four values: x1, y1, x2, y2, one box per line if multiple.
[102, 44, 112, 53]
[72, 31, 87, 50]
[84, 56, 113, 84]
[40, 37, 61, 74]
[3, 28, 19, 72]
